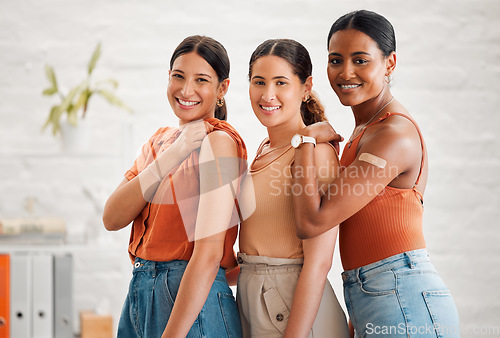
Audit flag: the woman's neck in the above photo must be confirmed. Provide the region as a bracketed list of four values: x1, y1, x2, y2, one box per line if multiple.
[178, 112, 215, 129]
[266, 116, 306, 148]
[352, 90, 393, 126]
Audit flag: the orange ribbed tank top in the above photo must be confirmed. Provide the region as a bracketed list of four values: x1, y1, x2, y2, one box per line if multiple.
[339, 112, 426, 270]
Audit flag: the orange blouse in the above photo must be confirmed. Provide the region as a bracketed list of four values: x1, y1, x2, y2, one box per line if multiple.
[339, 113, 426, 270]
[124, 118, 247, 269]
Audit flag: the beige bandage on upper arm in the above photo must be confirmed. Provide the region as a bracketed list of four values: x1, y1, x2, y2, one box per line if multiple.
[359, 153, 387, 169]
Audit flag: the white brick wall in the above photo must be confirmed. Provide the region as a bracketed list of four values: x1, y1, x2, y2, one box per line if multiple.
[1, 0, 499, 336]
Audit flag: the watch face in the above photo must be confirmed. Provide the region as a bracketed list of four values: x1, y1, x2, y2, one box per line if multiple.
[291, 134, 301, 148]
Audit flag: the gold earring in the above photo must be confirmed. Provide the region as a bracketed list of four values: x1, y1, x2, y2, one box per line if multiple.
[216, 97, 225, 107]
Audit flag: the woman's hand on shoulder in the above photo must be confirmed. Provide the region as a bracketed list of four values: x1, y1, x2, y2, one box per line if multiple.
[170, 120, 215, 159]
[301, 122, 344, 153]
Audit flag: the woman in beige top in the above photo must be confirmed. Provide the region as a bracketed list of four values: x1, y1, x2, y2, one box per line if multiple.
[236, 39, 349, 337]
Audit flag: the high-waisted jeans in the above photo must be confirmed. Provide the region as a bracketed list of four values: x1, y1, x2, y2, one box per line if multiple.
[118, 258, 242, 337]
[342, 249, 460, 337]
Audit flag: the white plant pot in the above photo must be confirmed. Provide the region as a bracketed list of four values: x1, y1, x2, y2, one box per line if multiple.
[60, 119, 92, 153]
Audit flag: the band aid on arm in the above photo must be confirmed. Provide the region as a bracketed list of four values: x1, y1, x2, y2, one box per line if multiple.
[359, 153, 387, 169]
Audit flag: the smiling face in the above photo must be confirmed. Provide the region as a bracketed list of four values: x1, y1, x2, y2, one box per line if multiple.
[249, 55, 310, 129]
[327, 29, 395, 108]
[167, 52, 228, 124]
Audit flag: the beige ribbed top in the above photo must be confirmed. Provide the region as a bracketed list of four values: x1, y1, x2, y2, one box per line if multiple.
[239, 139, 337, 259]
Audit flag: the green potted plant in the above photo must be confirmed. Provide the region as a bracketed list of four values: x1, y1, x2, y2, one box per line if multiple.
[42, 42, 132, 151]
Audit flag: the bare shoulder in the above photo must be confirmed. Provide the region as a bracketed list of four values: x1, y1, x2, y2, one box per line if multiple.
[313, 142, 340, 181]
[202, 130, 238, 157]
[314, 142, 339, 164]
[360, 113, 422, 167]
[373, 114, 420, 148]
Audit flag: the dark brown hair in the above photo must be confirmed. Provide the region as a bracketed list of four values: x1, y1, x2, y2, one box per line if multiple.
[327, 10, 396, 57]
[248, 39, 326, 126]
[170, 35, 230, 120]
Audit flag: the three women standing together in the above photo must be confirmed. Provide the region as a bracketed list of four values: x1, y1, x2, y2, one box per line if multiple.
[104, 9, 460, 338]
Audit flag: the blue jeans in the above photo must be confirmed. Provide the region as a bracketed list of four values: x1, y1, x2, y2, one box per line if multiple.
[342, 249, 460, 337]
[118, 258, 242, 337]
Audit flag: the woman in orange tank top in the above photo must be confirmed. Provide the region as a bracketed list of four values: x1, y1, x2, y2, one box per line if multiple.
[103, 36, 244, 337]
[291, 10, 460, 337]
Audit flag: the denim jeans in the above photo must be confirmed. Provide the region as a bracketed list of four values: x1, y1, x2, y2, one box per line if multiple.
[118, 258, 242, 337]
[342, 249, 460, 337]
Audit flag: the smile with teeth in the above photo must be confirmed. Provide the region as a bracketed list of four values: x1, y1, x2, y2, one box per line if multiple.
[339, 84, 361, 89]
[261, 105, 281, 112]
[177, 98, 200, 106]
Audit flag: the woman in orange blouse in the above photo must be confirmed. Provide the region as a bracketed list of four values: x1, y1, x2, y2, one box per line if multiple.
[103, 36, 244, 338]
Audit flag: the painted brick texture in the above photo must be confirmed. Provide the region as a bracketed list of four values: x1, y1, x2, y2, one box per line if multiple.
[1, 1, 499, 336]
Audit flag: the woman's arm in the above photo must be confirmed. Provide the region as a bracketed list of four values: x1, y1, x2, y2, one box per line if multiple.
[161, 231, 226, 338]
[102, 121, 211, 231]
[284, 143, 338, 338]
[225, 266, 240, 286]
[284, 228, 337, 338]
[102, 146, 181, 231]
[162, 131, 240, 338]
[293, 119, 421, 239]
[349, 319, 355, 338]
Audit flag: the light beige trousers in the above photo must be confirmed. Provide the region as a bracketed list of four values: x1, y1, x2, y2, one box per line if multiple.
[236, 253, 349, 338]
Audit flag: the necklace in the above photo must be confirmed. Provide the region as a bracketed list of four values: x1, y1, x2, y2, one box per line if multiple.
[254, 141, 290, 160]
[348, 97, 395, 148]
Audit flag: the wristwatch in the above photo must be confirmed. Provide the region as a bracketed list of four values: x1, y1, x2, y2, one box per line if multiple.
[291, 134, 316, 148]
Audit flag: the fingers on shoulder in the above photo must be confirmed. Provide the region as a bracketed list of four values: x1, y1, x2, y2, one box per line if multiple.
[203, 121, 215, 133]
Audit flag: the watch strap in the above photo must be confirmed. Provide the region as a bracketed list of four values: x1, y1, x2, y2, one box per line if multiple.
[301, 135, 316, 146]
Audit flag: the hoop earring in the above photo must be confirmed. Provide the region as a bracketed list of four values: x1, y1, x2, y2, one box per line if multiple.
[302, 96, 309, 103]
[385, 75, 392, 83]
[216, 97, 225, 107]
